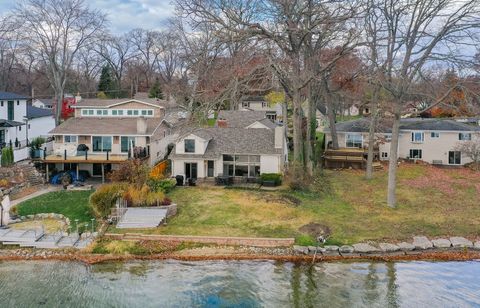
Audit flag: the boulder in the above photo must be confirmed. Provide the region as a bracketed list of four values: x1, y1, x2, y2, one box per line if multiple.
[352, 243, 380, 254]
[449, 237, 473, 248]
[412, 236, 433, 250]
[324, 245, 339, 252]
[431, 239, 451, 248]
[378, 243, 400, 252]
[293, 245, 309, 255]
[339, 245, 354, 254]
[397, 242, 415, 251]
[473, 241, 480, 250]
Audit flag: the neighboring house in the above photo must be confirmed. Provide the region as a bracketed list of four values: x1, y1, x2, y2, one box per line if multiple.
[42, 97, 175, 181]
[26, 106, 55, 141]
[324, 118, 480, 166]
[302, 102, 329, 132]
[216, 110, 272, 128]
[239, 96, 282, 121]
[0, 91, 28, 148]
[170, 111, 288, 184]
[32, 98, 54, 109]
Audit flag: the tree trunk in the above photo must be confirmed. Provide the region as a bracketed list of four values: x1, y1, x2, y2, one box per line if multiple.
[305, 98, 315, 175]
[387, 102, 402, 208]
[324, 91, 339, 150]
[366, 87, 379, 179]
[292, 91, 304, 164]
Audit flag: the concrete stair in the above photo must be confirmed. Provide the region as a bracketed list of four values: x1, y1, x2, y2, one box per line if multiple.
[116, 208, 168, 229]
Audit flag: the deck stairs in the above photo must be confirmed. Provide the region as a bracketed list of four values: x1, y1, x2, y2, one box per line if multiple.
[0, 228, 91, 249]
[116, 208, 168, 229]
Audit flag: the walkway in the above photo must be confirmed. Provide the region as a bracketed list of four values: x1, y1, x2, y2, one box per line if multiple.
[0, 228, 94, 249]
[10, 186, 61, 207]
[116, 208, 168, 229]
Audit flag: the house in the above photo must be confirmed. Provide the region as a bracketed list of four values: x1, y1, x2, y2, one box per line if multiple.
[216, 110, 274, 128]
[26, 106, 55, 141]
[324, 118, 480, 167]
[41, 97, 176, 182]
[32, 98, 54, 109]
[170, 112, 288, 184]
[0, 91, 28, 148]
[239, 96, 282, 121]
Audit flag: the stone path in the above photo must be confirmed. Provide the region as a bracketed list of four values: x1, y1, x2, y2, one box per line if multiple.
[10, 186, 61, 207]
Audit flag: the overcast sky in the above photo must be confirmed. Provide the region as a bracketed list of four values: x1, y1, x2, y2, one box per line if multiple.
[0, 0, 175, 34]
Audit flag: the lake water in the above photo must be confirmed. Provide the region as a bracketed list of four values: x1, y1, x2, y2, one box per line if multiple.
[0, 260, 479, 307]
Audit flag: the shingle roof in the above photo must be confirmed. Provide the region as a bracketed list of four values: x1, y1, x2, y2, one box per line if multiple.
[170, 127, 281, 159]
[49, 117, 161, 135]
[27, 105, 53, 119]
[0, 92, 29, 100]
[332, 117, 480, 133]
[254, 118, 277, 129]
[217, 110, 268, 128]
[74, 98, 168, 108]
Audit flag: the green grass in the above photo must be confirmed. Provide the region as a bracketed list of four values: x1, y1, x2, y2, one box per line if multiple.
[108, 164, 480, 245]
[207, 118, 216, 127]
[16, 190, 95, 230]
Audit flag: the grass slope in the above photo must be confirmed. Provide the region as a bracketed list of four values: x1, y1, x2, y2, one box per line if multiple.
[110, 164, 480, 245]
[16, 190, 95, 229]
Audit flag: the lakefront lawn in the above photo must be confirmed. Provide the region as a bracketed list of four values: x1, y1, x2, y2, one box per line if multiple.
[110, 164, 480, 245]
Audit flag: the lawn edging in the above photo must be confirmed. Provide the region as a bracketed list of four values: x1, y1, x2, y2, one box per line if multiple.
[104, 233, 295, 247]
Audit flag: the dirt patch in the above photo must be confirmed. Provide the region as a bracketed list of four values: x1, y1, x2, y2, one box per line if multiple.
[259, 193, 302, 206]
[299, 223, 331, 238]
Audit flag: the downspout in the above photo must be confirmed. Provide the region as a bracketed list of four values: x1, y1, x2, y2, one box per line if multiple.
[0, 203, 3, 227]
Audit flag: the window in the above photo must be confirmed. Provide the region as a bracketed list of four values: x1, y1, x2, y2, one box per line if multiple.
[127, 110, 133, 115]
[121, 136, 136, 153]
[242, 102, 250, 108]
[184, 139, 195, 153]
[207, 160, 214, 177]
[411, 132, 424, 143]
[346, 134, 363, 148]
[102, 110, 108, 115]
[88, 109, 94, 115]
[112, 110, 118, 116]
[459, 133, 471, 141]
[82, 109, 88, 115]
[19, 126, 21, 131]
[92, 136, 112, 152]
[409, 149, 422, 159]
[222, 154, 261, 178]
[28, 124, 30, 129]
[64, 135, 77, 143]
[0, 101, 3, 107]
[147, 110, 153, 116]
[448, 151, 461, 165]
[262, 102, 267, 108]
[384, 134, 392, 142]
[96, 110, 102, 115]
[381, 152, 388, 158]
[141, 110, 147, 116]
[17, 101, 19, 106]
[431, 132, 440, 138]
[133, 110, 139, 116]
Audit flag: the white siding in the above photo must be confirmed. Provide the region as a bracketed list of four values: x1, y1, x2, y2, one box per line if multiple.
[175, 134, 209, 155]
[28, 116, 55, 140]
[260, 155, 281, 173]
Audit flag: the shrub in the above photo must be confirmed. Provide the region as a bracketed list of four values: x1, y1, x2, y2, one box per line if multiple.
[147, 177, 176, 193]
[284, 162, 311, 191]
[9, 205, 18, 216]
[123, 184, 165, 207]
[160, 197, 172, 205]
[0, 179, 10, 188]
[30, 137, 46, 150]
[109, 159, 149, 188]
[260, 173, 282, 186]
[90, 183, 128, 218]
[1, 147, 14, 167]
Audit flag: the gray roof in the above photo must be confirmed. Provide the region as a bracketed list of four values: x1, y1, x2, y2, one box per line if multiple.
[27, 105, 53, 119]
[332, 117, 480, 133]
[75, 98, 168, 108]
[49, 117, 161, 135]
[255, 118, 277, 129]
[170, 127, 281, 159]
[217, 110, 268, 128]
[0, 119, 24, 127]
[0, 91, 29, 100]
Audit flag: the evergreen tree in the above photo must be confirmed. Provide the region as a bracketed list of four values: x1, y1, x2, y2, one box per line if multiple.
[148, 78, 164, 99]
[98, 65, 116, 98]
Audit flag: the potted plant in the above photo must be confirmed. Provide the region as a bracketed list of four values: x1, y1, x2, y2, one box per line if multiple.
[30, 137, 46, 158]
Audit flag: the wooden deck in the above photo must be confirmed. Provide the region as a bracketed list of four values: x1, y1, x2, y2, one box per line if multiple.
[41, 154, 128, 164]
[324, 147, 379, 169]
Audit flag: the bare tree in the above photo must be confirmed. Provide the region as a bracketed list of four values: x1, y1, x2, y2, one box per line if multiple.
[455, 134, 480, 171]
[367, 0, 480, 207]
[15, 0, 106, 124]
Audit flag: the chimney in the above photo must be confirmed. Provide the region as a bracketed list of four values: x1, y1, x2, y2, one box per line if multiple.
[137, 116, 148, 134]
[217, 119, 228, 128]
[275, 125, 284, 149]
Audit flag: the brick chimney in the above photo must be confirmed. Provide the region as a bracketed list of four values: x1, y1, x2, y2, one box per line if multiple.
[137, 116, 148, 134]
[275, 125, 284, 149]
[217, 119, 228, 128]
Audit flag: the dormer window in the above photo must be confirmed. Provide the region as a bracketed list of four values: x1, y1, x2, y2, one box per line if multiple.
[184, 139, 195, 153]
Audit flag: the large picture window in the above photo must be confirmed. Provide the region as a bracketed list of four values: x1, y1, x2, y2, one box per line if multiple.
[184, 139, 195, 153]
[121, 136, 136, 153]
[409, 149, 422, 159]
[93, 136, 112, 152]
[459, 133, 471, 141]
[346, 134, 362, 148]
[222, 154, 261, 177]
[64, 135, 77, 143]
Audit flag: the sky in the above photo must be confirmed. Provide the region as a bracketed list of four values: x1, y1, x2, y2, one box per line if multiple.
[0, 0, 175, 34]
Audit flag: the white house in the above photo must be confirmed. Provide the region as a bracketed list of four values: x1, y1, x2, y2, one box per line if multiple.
[0, 91, 28, 148]
[239, 96, 282, 121]
[32, 98, 54, 109]
[26, 105, 55, 141]
[170, 111, 288, 183]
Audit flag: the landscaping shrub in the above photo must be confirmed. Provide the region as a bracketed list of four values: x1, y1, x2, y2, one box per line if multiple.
[147, 177, 176, 193]
[1, 147, 14, 167]
[109, 159, 149, 188]
[0, 179, 10, 188]
[160, 197, 172, 205]
[260, 173, 282, 186]
[123, 184, 165, 207]
[90, 183, 128, 218]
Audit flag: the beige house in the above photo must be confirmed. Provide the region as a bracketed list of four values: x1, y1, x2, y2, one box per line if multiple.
[325, 118, 480, 166]
[239, 96, 282, 122]
[42, 98, 179, 182]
